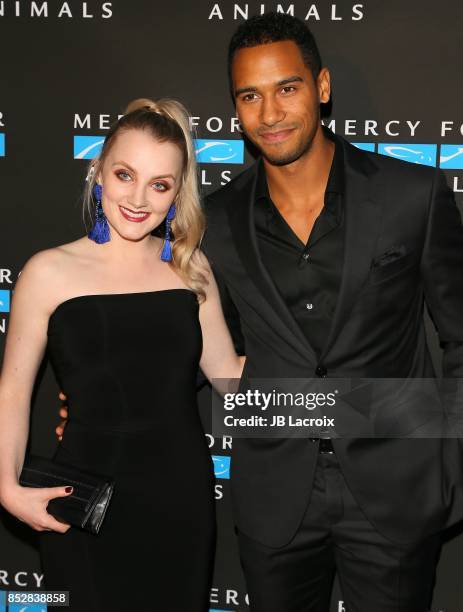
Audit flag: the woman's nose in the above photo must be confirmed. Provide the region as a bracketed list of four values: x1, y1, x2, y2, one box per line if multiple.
[127, 184, 148, 209]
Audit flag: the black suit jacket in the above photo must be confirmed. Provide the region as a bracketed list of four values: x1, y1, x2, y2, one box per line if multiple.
[202, 133, 463, 548]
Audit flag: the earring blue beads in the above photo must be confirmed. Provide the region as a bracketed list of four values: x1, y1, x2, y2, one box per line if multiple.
[160, 203, 176, 262]
[88, 183, 110, 244]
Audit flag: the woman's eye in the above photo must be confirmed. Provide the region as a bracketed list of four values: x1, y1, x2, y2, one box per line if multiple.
[116, 171, 131, 181]
[153, 182, 168, 192]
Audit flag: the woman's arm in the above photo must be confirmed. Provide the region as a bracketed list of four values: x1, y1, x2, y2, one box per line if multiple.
[198, 253, 246, 388]
[0, 251, 72, 532]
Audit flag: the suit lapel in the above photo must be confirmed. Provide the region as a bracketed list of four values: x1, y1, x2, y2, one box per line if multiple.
[227, 162, 318, 364]
[319, 137, 382, 361]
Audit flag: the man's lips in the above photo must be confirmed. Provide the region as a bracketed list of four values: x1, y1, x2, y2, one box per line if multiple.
[259, 128, 295, 143]
[119, 205, 151, 223]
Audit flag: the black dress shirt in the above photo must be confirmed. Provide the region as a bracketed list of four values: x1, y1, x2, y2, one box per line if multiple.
[254, 135, 345, 359]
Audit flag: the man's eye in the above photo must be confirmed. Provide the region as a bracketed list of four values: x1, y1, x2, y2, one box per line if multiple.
[281, 86, 296, 94]
[242, 93, 258, 102]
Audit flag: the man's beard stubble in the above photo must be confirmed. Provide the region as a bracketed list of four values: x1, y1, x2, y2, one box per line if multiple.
[256, 122, 318, 167]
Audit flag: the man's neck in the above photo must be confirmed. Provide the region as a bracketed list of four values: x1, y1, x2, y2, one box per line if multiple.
[263, 127, 335, 210]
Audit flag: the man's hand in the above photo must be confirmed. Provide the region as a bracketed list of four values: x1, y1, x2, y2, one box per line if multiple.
[56, 391, 68, 441]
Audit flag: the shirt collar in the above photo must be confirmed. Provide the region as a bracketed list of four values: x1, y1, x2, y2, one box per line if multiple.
[323, 125, 344, 195]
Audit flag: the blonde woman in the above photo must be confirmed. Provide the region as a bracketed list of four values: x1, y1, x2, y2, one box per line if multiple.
[0, 99, 245, 611]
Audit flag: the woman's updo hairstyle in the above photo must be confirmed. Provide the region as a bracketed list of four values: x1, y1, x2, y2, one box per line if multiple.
[84, 97, 207, 301]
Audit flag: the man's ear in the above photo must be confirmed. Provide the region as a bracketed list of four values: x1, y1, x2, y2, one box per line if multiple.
[317, 68, 331, 104]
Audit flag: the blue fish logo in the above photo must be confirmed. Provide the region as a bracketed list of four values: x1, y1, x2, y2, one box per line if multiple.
[212, 455, 231, 479]
[195, 139, 244, 164]
[439, 145, 463, 169]
[0, 290, 10, 313]
[8, 606, 47, 612]
[378, 143, 436, 167]
[352, 142, 375, 152]
[0, 134, 5, 157]
[73, 135, 105, 159]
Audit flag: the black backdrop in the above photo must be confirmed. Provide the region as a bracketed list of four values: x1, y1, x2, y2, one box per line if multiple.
[1, 1, 463, 610]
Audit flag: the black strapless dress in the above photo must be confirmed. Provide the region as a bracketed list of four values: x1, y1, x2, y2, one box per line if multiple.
[39, 290, 216, 611]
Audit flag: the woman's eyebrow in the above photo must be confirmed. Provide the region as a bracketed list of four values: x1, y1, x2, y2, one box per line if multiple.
[111, 161, 175, 181]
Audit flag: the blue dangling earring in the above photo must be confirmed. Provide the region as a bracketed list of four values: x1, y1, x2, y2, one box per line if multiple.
[160, 203, 176, 262]
[88, 183, 110, 244]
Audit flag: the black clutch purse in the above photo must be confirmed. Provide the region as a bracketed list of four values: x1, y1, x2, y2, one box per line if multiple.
[19, 454, 115, 535]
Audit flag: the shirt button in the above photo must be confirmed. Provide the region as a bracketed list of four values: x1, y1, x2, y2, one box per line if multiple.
[315, 365, 327, 377]
[305, 303, 313, 310]
[302, 251, 310, 261]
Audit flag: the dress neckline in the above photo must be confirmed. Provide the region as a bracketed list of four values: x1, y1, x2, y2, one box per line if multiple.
[48, 288, 196, 323]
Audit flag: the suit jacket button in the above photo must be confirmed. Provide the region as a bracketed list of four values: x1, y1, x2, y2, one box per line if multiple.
[315, 365, 327, 377]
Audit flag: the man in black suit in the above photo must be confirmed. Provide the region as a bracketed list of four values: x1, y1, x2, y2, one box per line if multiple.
[202, 12, 463, 612]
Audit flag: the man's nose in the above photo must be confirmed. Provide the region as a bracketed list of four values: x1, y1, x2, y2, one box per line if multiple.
[260, 95, 285, 127]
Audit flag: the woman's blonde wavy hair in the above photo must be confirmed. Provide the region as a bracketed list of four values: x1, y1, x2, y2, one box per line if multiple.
[83, 97, 208, 301]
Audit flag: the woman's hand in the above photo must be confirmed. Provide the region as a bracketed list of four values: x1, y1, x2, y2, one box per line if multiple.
[0, 483, 73, 533]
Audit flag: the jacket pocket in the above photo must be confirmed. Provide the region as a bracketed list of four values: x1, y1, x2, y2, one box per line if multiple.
[368, 250, 416, 285]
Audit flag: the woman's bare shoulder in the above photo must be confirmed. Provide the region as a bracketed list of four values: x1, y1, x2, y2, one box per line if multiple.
[16, 238, 93, 315]
[22, 238, 90, 277]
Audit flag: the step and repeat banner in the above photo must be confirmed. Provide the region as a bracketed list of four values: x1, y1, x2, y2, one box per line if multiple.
[1, 1, 463, 610]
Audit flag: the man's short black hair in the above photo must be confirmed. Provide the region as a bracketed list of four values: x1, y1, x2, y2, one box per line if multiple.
[228, 12, 322, 94]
